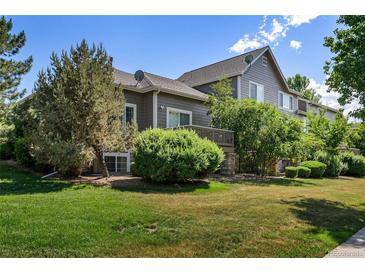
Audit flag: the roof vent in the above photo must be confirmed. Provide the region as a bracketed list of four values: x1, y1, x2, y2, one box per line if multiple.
[134, 70, 145, 82]
[245, 54, 254, 64]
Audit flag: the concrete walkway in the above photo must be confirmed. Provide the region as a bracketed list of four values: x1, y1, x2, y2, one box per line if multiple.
[325, 226, 365, 258]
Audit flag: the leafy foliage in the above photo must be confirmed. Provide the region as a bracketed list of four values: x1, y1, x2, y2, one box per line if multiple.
[306, 111, 348, 154]
[133, 129, 224, 183]
[285, 166, 298, 178]
[32, 40, 135, 177]
[300, 161, 327, 178]
[14, 137, 34, 167]
[346, 123, 365, 155]
[324, 16, 365, 120]
[287, 74, 321, 103]
[0, 16, 32, 143]
[207, 78, 304, 175]
[340, 152, 365, 177]
[314, 151, 343, 177]
[0, 142, 13, 159]
[297, 166, 311, 178]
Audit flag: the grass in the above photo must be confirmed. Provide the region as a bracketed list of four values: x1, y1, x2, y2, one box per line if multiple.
[1, 161, 365, 257]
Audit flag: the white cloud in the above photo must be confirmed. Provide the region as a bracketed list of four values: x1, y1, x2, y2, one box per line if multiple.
[229, 34, 263, 54]
[284, 15, 319, 27]
[259, 18, 288, 43]
[229, 15, 319, 54]
[308, 78, 360, 121]
[290, 40, 302, 50]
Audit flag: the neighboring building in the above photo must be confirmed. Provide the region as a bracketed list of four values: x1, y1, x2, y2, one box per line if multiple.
[92, 46, 338, 175]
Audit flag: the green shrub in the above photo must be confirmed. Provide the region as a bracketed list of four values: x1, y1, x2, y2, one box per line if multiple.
[285, 166, 298, 178]
[132, 128, 225, 183]
[340, 152, 365, 177]
[314, 151, 343, 177]
[300, 161, 327, 178]
[297, 166, 311, 178]
[14, 137, 34, 166]
[0, 142, 14, 160]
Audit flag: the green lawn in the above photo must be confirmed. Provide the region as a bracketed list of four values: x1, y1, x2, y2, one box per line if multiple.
[1, 161, 365, 258]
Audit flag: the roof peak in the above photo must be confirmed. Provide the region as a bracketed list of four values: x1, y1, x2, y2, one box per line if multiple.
[178, 46, 269, 77]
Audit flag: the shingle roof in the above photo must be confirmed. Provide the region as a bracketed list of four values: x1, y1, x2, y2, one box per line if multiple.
[113, 68, 207, 100]
[177, 46, 269, 87]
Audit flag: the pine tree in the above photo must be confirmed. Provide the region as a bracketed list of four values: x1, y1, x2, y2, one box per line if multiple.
[32, 40, 135, 177]
[0, 16, 32, 141]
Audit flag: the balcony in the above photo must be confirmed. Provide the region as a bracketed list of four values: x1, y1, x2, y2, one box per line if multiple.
[174, 125, 234, 152]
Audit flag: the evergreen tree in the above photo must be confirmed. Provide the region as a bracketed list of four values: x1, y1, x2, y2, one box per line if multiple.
[32, 40, 135, 177]
[0, 16, 32, 142]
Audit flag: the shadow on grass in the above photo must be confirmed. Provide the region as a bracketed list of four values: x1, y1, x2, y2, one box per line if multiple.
[283, 198, 365, 245]
[111, 180, 211, 194]
[228, 177, 317, 187]
[0, 163, 73, 195]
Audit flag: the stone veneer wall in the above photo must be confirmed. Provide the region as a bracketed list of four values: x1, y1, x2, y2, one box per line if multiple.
[220, 152, 236, 175]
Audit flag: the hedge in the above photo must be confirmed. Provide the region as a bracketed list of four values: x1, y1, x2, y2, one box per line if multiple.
[300, 161, 327, 178]
[314, 151, 343, 177]
[297, 166, 311, 178]
[340, 152, 365, 177]
[285, 166, 298, 178]
[132, 128, 225, 183]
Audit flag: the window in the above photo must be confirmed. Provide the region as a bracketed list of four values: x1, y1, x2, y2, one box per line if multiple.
[166, 107, 192, 128]
[122, 103, 137, 125]
[262, 56, 268, 66]
[249, 81, 264, 103]
[279, 91, 294, 111]
[103, 152, 130, 174]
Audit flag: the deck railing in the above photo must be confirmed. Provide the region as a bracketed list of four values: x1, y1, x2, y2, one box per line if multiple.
[174, 125, 234, 148]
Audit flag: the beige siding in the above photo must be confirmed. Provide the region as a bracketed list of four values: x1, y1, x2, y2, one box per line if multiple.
[157, 93, 210, 128]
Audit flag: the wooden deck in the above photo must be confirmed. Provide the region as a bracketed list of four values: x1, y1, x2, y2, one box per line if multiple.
[175, 125, 234, 152]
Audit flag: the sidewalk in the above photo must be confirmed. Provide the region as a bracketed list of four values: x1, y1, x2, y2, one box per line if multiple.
[325, 226, 365, 258]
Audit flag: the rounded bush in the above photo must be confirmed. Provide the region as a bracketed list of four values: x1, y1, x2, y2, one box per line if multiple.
[14, 137, 34, 166]
[340, 152, 365, 177]
[300, 161, 327, 178]
[314, 151, 343, 177]
[285, 166, 298, 178]
[297, 166, 311, 178]
[132, 128, 225, 183]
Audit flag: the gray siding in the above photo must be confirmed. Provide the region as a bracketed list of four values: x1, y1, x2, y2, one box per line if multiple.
[195, 76, 238, 98]
[124, 89, 153, 130]
[241, 51, 289, 106]
[157, 93, 210, 128]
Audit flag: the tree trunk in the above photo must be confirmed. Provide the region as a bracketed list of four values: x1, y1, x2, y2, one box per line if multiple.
[93, 146, 109, 178]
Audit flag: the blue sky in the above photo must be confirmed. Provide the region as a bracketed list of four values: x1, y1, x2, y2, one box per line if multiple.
[9, 16, 340, 108]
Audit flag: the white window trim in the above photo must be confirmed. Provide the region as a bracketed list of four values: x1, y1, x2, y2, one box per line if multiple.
[249, 81, 264, 102]
[278, 91, 295, 112]
[166, 107, 192, 128]
[103, 151, 131, 173]
[123, 103, 137, 124]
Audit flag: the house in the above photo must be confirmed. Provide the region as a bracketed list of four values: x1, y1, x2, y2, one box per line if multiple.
[92, 46, 338, 175]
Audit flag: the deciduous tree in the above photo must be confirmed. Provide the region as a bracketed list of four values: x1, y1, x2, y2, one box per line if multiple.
[324, 16, 365, 120]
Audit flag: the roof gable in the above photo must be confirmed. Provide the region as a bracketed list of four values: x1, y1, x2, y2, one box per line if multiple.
[177, 47, 268, 87]
[113, 68, 207, 101]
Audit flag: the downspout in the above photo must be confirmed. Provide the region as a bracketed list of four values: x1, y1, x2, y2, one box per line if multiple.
[152, 89, 160, 128]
